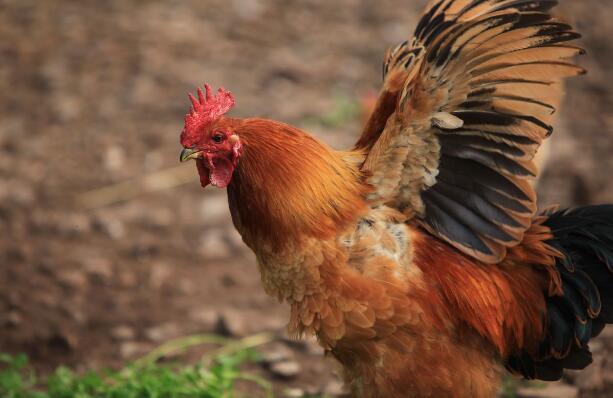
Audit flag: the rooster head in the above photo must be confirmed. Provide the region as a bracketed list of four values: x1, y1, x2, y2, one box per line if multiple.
[179, 84, 243, 188]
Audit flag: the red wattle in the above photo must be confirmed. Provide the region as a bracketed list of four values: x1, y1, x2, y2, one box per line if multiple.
[196, 159, 211, 188]
[209, 156, 234, 188]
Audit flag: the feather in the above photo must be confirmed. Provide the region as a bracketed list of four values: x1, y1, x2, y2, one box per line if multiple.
[432, 112, 464, 129]
[439, 156, 533, 201]
[547, 303, 573, 358]
[437, 164, 533, 216]
[424, 188, 516, 242]
[431, 181, 524, 228]
[441, 144, 536, 176]
[422, 198, 494, 255]
[509, 206, 613, 380]
[358, 0, 582, 263]
[437, 133, 528, 158]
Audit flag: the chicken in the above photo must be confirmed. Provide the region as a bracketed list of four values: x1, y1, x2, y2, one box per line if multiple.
[178, 1, 613, 397]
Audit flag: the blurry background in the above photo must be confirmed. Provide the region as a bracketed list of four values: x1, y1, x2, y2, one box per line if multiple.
[1, 0, 612, 396]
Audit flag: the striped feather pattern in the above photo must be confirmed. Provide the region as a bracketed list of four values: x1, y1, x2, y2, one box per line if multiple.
[359, 0, 584, 263]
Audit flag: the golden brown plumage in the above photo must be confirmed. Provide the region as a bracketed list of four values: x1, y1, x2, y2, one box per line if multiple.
[359, 0, 585, 264]
[179, 1, 613, 397]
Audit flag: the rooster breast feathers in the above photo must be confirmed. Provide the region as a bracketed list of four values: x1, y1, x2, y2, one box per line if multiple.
[357, 0, 584, 264]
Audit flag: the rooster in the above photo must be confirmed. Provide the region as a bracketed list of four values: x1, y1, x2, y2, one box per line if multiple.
[179, 1, 613, 397]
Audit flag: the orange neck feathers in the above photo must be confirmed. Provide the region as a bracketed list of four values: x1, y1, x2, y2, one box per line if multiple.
[227, 118, 367, 250]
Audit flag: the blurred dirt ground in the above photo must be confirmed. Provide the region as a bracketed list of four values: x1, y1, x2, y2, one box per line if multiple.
[1, 0, 612, 397]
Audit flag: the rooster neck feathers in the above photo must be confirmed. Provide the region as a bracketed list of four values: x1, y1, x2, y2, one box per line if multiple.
[226, 118, 367, 250]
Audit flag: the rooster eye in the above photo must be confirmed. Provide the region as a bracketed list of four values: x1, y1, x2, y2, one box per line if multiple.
[212, 133, 225, 143]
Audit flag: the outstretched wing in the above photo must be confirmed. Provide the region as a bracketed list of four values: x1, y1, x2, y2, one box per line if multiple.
[358, 0, 584, 263]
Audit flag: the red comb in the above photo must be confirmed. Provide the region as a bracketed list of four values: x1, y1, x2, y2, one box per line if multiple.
[181, 84, 235, 147]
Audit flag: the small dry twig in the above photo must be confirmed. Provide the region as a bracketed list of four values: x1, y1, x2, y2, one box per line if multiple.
[76, 164, 195, 209]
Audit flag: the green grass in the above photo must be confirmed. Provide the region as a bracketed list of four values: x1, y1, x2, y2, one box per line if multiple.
[0, 333, 276, 398]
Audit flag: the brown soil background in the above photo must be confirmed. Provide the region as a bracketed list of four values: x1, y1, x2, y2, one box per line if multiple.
[1, 0, 612, 396]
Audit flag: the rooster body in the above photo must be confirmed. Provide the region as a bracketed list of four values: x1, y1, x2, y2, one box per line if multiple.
[224, 122, 555, 397]
[179, 1, 613, 397]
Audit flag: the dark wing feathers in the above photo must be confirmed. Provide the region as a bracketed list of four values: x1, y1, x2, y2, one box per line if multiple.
[440, 140, 536, 176]
[358, 0, 583, 263]
[461, 94, 557, 117]
[430, 181, 525, 228]
[424, 188, 516, 242]
[441, 127, 540, 146]
[436, 165, 533, 215]
[507, 206, 613, 381]
[422, 196, 495, 255]
[452, 110, 553, 142]
[437, 134, 528, 159]
[438, 156, 533, 201]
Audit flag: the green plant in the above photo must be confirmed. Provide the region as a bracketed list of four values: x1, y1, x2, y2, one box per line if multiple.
[0, 333, 275, 398]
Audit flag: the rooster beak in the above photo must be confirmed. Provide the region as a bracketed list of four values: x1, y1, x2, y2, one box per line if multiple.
[180, 148, 202, 162]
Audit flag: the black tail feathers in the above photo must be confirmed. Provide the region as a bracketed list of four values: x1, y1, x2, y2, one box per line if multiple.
[506, 205, 613, 381]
